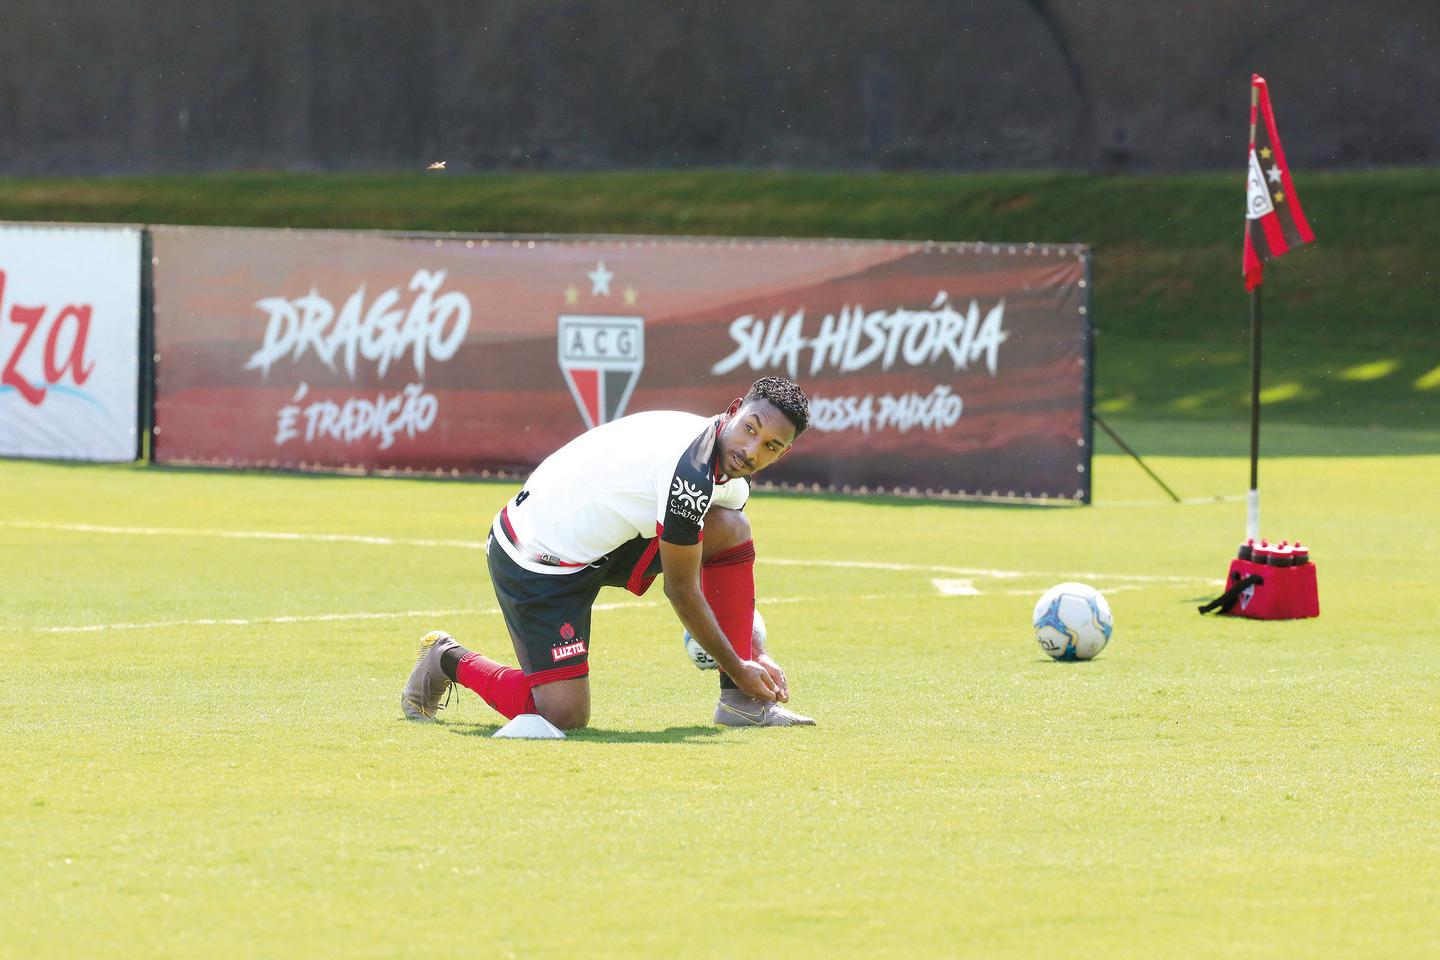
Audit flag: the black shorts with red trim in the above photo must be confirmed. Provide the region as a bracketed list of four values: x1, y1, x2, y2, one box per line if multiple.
[486, 530, 664, 686]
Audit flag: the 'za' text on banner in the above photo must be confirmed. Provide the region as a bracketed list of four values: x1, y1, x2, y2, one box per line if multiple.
[0, 225, 141, 462]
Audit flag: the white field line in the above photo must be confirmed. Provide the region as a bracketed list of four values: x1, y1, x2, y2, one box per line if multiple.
[993, 582, 1167, 597]
[0, 520, 488, 550]
[16, 594, 851, 634]
[7, 518, 1216, 636]
[34, 608, 487, 634]
[765, 557, 1206, 584]
[27, 582, 1215, 636]
[31, 599, 667, 635]
[6, 519, 1212, 585]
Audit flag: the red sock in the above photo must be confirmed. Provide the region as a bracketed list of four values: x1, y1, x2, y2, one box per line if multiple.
[455, 653, 536, 719]
[703, 539, 756, 685]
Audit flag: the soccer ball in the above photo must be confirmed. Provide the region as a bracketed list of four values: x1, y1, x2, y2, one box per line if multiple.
[684, 609, 766, 670]
[1032, 583, 1113, 661]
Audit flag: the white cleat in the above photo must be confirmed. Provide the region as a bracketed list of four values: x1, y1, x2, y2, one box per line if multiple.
[401, 630, 459, 722]
[714, 689, 816, 727]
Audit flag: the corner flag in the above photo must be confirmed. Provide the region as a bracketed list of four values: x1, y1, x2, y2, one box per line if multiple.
[1243, 75, 1315, 290]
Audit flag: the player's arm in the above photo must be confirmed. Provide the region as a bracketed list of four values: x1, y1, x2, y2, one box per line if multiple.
[659, 539, 779, 702]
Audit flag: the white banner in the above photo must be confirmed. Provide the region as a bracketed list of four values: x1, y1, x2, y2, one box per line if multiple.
[0, 225, 141, 461]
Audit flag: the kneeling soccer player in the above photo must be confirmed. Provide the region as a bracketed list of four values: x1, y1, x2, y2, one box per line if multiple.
[401, 376, 815, 729]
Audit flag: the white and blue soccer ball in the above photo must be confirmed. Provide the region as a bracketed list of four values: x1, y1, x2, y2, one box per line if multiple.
[1033, 583, 1113, 661]
[684, 609, 766, 670]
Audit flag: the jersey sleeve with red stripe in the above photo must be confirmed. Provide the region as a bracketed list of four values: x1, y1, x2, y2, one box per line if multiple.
[656, 423, 721, 546]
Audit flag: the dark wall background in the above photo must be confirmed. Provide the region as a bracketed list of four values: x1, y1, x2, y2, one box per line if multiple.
[1, 0, 1435, 174]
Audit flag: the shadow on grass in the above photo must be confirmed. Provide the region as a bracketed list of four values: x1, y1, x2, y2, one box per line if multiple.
[444, 722, 725, 744]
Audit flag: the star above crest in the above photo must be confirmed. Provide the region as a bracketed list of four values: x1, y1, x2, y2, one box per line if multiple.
[588, 261, 613, 296]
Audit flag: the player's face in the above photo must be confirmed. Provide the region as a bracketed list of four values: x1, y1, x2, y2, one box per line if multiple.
[720, 398, 797, 478]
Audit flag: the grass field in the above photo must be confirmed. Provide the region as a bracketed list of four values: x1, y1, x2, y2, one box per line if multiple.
[3, 430, 1438, 958]
[2, 169, 1436, 955]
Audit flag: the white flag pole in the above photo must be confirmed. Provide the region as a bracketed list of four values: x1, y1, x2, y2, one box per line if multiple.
[1246, 81, 1262, 542]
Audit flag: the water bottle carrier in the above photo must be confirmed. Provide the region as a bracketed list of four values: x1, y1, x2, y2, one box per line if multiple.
[1199, 557, 1319, 620]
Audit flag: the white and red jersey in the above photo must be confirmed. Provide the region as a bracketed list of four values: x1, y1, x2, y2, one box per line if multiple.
[491, 411, 749, 575]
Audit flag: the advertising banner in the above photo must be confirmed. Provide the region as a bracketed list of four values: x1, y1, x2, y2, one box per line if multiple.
[0, 225, 141, 461]
[152, 226, 1090, 500]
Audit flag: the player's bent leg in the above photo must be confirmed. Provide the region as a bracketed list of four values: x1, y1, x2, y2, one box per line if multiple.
[701, 506, 751, 559]
[449, 646, 537, 719]
[700, 508, 817, 728]
[532, 677, 591, 730]
[701, 506, 758, 679]
[485, 525, 595, 727]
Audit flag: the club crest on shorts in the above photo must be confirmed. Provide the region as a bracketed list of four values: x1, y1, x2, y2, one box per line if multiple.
[551, 622, 586, 661]
[557, 268, 645, 429]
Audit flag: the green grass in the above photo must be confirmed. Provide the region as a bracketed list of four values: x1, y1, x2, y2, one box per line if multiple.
[3, 169, 1437, 431]
[2, 169, 1437, 952]
[1, 169, 1432, 250]
[3, 447, 1438, 958]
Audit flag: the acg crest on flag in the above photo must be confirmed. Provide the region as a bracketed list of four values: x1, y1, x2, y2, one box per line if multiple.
[1243, 74, 1316, 290]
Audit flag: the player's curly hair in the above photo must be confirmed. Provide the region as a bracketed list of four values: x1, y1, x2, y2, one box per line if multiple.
[745, 376, 811, 436]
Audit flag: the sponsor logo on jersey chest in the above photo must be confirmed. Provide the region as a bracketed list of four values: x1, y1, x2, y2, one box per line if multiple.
[669, 477, 710, 522]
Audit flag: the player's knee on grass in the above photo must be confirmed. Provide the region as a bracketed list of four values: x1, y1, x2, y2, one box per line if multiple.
[532, 677, 591, 730]
[702, 507, 752, 560]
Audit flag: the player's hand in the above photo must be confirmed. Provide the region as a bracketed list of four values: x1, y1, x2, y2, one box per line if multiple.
[755, 653, 789, 702]
[734, 659, 780, 702]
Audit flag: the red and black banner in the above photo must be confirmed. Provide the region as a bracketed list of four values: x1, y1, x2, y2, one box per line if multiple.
[1243, 74, 1316, 290]
[151, 226, 1092, 501]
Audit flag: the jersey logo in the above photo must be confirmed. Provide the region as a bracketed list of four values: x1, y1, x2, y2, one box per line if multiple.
[670, 477, 710, 514]
[557, 311, 645, 430]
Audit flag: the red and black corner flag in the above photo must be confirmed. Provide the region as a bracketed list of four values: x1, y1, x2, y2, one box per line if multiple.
[1243, 74, 1315, 290]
